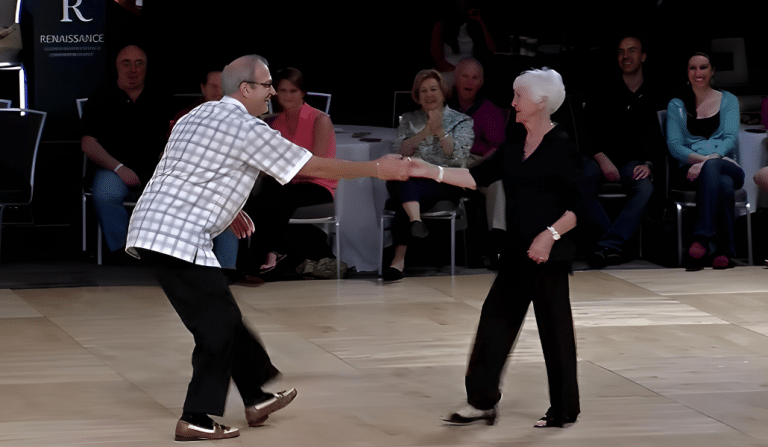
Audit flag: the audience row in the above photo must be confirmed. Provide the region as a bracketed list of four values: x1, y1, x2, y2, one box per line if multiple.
[80, 37, 764, 280]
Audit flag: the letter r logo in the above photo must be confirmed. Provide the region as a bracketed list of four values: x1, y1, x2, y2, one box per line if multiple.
[61, 0, 93, 22]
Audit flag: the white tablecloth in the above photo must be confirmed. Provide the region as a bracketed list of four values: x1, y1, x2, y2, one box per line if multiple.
[334, 125, 397, 272]
[738, 125, 768, 211]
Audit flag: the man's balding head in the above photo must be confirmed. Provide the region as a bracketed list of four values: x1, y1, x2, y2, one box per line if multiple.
[454, 58, 484, 104]
[222, 54, 274, 116]
[222, 55, 268, 96]
[455, 58, 484, 80]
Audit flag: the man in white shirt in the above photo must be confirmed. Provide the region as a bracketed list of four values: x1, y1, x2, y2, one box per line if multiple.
[126, 54, 411, 441]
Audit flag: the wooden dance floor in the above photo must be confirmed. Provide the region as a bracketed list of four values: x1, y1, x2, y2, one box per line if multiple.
[1, 262, 768, 446]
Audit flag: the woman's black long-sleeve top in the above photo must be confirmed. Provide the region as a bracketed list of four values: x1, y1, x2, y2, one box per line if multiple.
[468, 124, 583, 270]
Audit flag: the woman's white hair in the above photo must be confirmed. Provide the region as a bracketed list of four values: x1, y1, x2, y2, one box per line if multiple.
[512, 68, 565, 116]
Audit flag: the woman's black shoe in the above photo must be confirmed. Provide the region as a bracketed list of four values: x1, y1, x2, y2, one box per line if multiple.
[410, 221, 429, 238]
[382, 266, 404, 282]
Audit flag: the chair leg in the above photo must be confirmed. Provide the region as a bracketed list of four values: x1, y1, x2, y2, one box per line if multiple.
[676, 203, 683, 267]
[82, 193, 87, 252]
[97, 224, 103, 266]
[335, 221, 341, 279]
[462, 228, 468, 268]
[379, 215, 385, 276]
[746, 204, 753, 266]
[450, 214, 455, 276]
[0, 205, 4, 263]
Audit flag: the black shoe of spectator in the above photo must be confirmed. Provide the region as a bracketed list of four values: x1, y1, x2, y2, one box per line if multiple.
[588, 249, 607, 269]
[589, 247, 622, 269]
[483, 254, 500, 271]
[382, 266, 404, 282]
[410, 221, 429, 239]
[604, 247, 623, 266]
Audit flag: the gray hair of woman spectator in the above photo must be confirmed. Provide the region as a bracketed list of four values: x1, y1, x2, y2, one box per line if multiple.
[411, 69, 451, 103]
[221, 54, 269, 96]
[512, 68, 565, 116]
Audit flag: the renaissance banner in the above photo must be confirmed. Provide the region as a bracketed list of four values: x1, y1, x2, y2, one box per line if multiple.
[25, 0, 106, 139]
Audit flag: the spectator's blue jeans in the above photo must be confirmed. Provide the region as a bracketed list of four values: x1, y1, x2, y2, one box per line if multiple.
[212, 227, 238, 270]
[673, 158, 745, 257]
[93, 168, 239, 266]
[92, 168, 141, 252]
[579, 158, 654, 253]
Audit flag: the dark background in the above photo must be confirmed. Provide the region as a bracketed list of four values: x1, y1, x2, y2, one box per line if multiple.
[1, 0, 767, 263]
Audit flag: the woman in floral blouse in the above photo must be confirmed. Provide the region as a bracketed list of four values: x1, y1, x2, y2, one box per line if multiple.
[383, 69, 474, 281]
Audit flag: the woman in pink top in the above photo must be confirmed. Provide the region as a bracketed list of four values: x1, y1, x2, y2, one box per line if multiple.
[243, 67, 342, 278]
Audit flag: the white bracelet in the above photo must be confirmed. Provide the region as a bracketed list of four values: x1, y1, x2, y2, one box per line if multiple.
[113, 163, 123, 173]
[436, 166, 444, 183]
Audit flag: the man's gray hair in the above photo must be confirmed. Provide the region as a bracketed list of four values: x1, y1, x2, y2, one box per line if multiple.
[222, 54, 269, 96]
[513, 68, 565, 116]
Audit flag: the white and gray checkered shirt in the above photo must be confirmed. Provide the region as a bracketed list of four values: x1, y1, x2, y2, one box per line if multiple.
[126, 96, 312, 267]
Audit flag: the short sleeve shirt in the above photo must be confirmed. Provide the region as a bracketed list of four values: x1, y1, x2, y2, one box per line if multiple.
[126, 96, 312, 267]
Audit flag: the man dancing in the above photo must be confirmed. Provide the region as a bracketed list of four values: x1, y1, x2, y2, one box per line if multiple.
[126, 54, 412, 441]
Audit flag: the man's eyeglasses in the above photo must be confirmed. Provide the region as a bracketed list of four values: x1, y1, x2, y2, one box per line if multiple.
[242, 81, 273, 89]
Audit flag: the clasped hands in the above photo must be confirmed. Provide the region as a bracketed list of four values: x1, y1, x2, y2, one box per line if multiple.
[373, 155, 444, 181]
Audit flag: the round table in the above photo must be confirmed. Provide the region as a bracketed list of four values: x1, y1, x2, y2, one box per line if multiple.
[334, 125, 397, 272]
[738, 125, 768, 211]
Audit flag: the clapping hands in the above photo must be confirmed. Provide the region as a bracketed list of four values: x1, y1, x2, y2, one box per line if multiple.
[426, 109, 444, 137]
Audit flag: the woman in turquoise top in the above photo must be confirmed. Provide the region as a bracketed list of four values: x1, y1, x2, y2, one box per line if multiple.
[666, 53, 744, 269]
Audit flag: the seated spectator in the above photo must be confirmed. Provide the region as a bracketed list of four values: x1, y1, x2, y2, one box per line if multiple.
[447, 57, 506, 267]
[449, 58, 506, 164]
[168, 68, 222, 135]
[383, 69, 473, 281]
[241, 67, 345, 279]
[666, 52, 744, 269]
[81, 43, 171, 263]
[580, 35, 660, 268]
